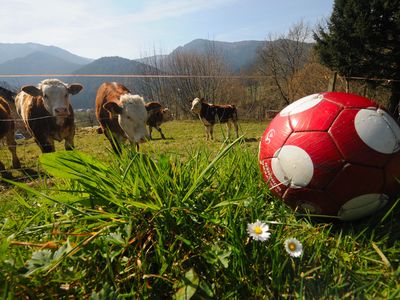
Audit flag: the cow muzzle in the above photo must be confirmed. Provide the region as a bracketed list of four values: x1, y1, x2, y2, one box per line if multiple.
[140, 134, 150, 143]
[54, 107, 69, 116]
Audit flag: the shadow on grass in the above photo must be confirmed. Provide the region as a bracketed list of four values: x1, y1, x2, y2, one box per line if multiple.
[243, 137, 259, 143]
[149, 137, 175, 141]
[296, 199, 400, 246]
[0, 167, 45, 188]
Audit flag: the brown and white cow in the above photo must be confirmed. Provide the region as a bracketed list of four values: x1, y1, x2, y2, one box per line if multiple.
[95, 82, 148, 153]
[191, 97, 239, 140]
[0, 86, 31, 138]
[145, 102, 173, 139]
[15, 79, 83, 153]
[0, 96, 21, 177]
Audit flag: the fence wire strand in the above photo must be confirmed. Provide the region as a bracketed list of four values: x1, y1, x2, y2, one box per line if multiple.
[1, 72, 400, 185]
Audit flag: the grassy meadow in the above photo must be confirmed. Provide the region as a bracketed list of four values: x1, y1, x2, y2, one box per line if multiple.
[0, 120, 400, 299]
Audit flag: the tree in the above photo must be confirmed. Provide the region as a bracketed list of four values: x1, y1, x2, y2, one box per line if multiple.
[166, 42, 232, 114]
[258, 21, 313, 105]
[314, 0, 400, 115]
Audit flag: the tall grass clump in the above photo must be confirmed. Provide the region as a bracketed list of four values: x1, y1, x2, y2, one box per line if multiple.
[1, 138, 400, 299]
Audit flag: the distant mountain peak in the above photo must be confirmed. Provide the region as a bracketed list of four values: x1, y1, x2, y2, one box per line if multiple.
[0, 50, 82, 75]
[73, 55, 160, 75]
[0, 42, 93, 65]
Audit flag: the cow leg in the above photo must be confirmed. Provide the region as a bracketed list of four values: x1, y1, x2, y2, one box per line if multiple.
[0, 160, 10, 178]
[156, 126, 166, 139]
[6, 131, 21, 169]
[205, 125, 214, 140]
[204, 126, 210, 140]
[0, 137, 7, 177]
[233, 120, 239, 138]
[148, 126, 153, 140]
[64, 130, 75, 151]
[226, 121, 239, 139]
[226, 122, 232, 139]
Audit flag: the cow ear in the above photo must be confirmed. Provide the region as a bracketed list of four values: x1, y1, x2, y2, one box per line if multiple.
[103, 102, 123, 115]
[21, 85, 42, 97]
[67, 84, 83, 95]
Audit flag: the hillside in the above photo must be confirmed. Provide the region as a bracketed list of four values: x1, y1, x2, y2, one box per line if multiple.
[73, 56, 159, 75]
[172, 39, 266, 72]
[71, 56, 162, 108]
[136, 39, 266, 73]
[0, 42, 92, 65]
[0, 39, 313, 109]
[0, 51, 82, 74]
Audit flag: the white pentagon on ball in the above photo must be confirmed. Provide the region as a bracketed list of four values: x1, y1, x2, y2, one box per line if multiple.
[338, 194, 389, 221]
[354, 108, 400, 154]
[279, 93, 323, 116]
[271, 145, 314, 188]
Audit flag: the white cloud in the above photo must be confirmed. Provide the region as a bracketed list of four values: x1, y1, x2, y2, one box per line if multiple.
[0, 0, 237, 59]
[120, 0, 237, 24]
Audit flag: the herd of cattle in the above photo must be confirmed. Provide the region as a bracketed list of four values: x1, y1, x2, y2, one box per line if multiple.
[0, 79, 239, 175]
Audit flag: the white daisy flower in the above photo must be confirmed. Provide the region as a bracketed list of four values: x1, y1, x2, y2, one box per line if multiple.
[284, 238, 303, 257]
[247, 220, 271, 242]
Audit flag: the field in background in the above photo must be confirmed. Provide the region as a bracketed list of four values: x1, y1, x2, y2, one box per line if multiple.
[0, 120, 268, 182]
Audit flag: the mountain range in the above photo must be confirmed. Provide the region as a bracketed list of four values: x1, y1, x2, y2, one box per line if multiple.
[0, 42, 92, 66]
[137, 39, 266, 73]
[0, 39, 266, 76]
[0, 39, 311, 108]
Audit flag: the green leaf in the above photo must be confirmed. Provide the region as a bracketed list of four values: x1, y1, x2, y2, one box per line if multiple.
[0, 238, 10, 262]
[39, 150, 108, 180]
[89, 282, 117, 300]
[174, 268, 199, 300]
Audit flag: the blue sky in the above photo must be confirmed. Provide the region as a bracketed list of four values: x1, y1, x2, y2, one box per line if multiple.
[0, 0, 333, 60]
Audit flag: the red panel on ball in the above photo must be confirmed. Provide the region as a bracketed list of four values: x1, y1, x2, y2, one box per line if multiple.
[283, 188, 338, 216]
[289, 99, 342, 132]
[322, 92, 379, 109]
[329, 109, 390, 167]
[285, 132, 344, 189]
[384, 152, 400, 199]
[327, 163, 384, 207]
[259, 114, 292, 160]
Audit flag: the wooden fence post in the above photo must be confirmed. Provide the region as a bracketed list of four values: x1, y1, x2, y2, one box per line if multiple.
[328, 72, 337, 92]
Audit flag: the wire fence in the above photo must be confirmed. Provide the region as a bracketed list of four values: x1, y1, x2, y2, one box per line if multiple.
[1, 72, 399, 185]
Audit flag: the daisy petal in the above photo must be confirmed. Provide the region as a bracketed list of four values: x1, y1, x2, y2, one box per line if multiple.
[284, 238, 303, 257]
[247, 220, 271, 242]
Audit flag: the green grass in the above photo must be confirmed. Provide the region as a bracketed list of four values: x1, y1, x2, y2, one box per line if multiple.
[1, 121, 400, 299]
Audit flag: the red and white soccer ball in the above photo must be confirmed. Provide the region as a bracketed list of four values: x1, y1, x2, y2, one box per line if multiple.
[259, 92, 400, 221]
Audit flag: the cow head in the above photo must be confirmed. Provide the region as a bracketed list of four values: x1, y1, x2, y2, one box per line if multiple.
[22, 79, 83, 117]
[103, 94, 149, 144]
[191, 97, 204, 115]
[162, 108, 174, 122]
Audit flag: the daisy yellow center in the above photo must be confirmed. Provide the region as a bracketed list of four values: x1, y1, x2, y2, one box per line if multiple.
[254, 226, 263, 234]
[288, 242, 297, 251]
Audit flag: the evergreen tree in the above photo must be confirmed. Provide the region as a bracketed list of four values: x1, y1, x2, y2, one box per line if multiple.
[314, 0, 400, 115]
